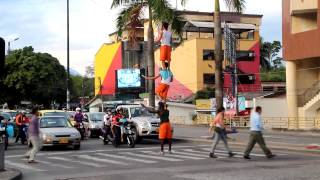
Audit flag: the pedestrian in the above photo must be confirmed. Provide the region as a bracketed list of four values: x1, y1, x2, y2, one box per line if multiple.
[142, 102, 172, 155]
[142, 62, 173, 103]
[24, 107, 40, 163]
[243, 106, 276, 159]
[15, 112, 28, 144]
[155, 21, 173, 69]
[209, 107, 235, 158]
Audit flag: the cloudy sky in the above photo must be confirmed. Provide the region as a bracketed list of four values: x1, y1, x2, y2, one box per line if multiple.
[0, 0, 282, 75]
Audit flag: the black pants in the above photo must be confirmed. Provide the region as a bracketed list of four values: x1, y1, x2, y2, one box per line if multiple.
[15, 125, 23, 143]
[113, 126, 121, 145]
[244, 131, 272, 157]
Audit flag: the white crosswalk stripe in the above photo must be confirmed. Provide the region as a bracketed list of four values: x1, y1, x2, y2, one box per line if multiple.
[76, 154, 128, 165]
[142, 151, 205, 160]
[48, 156, 102, 168]
[6, 160, 46, 172]
[96, 153, 157, 164]
[201, 148, 267, 157]
[35, 160, 74, 169]
[121, 152, 183, 162]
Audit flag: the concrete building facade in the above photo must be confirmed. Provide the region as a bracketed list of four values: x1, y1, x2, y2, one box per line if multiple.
[283, 0, 320, 129]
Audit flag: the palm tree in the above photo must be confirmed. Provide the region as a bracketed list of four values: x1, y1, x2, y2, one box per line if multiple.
[214, 0, 245, 109]
[111, 0, 186, 107]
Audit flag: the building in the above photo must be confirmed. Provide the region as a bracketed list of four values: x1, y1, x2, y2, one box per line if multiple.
[283, 0, 320, 129]
[94, 10, 263, 101]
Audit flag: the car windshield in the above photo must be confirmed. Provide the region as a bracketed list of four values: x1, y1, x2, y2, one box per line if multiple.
[130, 107, 154, 118]
[89, 113, 105, 121]
[44, 112, 67, 118]
[7, 112, 18, 118]
[0, 113, 11, 121]
[40, 117, 72, 128]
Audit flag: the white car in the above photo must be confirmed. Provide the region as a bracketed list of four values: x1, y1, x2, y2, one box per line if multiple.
[37, 116, 81, 150]
[117, 104, 172, 142]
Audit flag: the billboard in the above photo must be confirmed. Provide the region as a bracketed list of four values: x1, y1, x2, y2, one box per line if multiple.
[116, 69, 143, 89]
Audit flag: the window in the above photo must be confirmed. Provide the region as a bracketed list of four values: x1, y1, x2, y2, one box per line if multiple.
[238, 74, 255, 84]
[203, 74, 215, 84]
[239, 30, 254, 40]
[203, 50, 224, 61]
[236, 51, 255, 61]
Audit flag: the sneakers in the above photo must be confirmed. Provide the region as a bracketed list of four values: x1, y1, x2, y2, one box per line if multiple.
[160, 151, 165, 156]
[209, 153, 218, 158]
[243, 155, 251, 160]
[28, 160, 38, 163]
[267, 154, 276, 159]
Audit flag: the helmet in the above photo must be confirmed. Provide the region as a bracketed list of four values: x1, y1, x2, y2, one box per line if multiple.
[76, 108, 81, 112]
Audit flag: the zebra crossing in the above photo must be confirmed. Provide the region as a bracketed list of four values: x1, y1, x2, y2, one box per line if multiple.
[5, 145, 287, 173]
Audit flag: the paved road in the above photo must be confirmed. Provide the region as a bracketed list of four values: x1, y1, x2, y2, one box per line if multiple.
[4, 137, 320, 180]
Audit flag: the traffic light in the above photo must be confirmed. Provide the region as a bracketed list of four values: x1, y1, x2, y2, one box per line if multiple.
[0, 37, 4, 78]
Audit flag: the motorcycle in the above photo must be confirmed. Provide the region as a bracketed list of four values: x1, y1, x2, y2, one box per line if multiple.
[112, 120, 135, 148]
[0, 120, 9, 150]
[20, 124, 29, 145]
[74, 122, 85, 140]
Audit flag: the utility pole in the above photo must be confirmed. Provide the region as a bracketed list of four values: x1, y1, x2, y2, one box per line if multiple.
[7, 38, 19, 55]
[66, 0, 70, 110]
[98, 77, 104, 112]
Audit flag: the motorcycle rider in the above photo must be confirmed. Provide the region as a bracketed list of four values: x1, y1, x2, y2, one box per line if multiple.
[112, 107, 124, 146]
[74, 108, 85, 140]
[15, 112, 29, 144]
[101, 109, 112, 142]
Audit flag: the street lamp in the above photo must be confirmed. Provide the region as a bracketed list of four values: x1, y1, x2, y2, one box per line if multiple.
[66, 0, 70, 110]
[7, 37, 20, 55]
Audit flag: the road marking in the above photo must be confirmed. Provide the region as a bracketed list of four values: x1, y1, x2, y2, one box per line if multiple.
[6, 160, 46, 172]
[142, 151, 205, 160]
[96, 153, 157, 164]
[168, 150, 209, 158]
[35, 160, 74, 169]
[5, 145, 210, 158]
[76, 155, 128, 165]
[48, 156, 102, 168]
[184, 149, 243, 158]
[121, 152, 183, 162]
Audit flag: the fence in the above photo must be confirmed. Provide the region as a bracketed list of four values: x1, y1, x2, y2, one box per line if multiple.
[171, 114, 320, 130]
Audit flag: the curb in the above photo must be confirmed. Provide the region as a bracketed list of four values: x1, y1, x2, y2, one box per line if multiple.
[0, 169, 22, 180]
[174, 137, 320, 154]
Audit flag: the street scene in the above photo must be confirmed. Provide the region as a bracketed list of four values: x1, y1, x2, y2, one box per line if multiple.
[1, 0, 320, 180]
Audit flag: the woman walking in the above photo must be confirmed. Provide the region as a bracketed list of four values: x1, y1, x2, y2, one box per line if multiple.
[142, 102, 172, 155]
[209, 107, 234, 158]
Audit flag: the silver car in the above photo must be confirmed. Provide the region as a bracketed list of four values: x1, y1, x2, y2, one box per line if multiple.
[39, 116, 81, 150]
[85, 112, 106, 137]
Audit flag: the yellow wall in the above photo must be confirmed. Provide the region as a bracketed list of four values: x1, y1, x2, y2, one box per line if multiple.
[94, 42, 121, 95]
[155, 39, 198, 93]
[291, 13, 318, 33]
[291, 0, 318, 13]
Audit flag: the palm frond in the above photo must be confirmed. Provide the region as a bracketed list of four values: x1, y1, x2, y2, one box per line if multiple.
[111, 0, 145, 8]
[116, 3, 144, 42]
[224, 0, 246, 13]
[150, 0, 185, 36]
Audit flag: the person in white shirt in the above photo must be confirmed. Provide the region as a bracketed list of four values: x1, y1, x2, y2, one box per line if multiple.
[155, 22, 172, 69]
[243, 106, 275, 159]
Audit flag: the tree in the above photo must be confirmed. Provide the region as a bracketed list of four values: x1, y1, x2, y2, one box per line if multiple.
[2, 46, 67, 108]
[111, 0, 186, 107]
[214, 0, 246, 110]
[260, 39, 282, 69]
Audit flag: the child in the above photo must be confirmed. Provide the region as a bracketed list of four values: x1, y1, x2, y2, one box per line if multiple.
[155, 22, 172, 69]
[142, 62, 173, 103]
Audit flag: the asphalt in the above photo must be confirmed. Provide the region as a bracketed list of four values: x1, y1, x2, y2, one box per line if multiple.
[0, 168, 22, 180]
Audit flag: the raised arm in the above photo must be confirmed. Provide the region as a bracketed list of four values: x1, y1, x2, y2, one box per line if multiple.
[141, 74, 161, 80]
[155, 30, 163, 43]
[140, 103, 158, 114]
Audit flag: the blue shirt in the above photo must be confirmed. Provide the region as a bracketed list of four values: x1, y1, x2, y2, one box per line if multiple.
[159, 69, 173, 84]
[250, 112, 263, 131]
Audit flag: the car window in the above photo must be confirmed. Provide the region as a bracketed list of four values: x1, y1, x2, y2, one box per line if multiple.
[0, 113, 11, 121]
[44, 112, 67, 118]
[130, 107, 153, 118]
[40, 117, 72, 128]
[89, 113, 104, 121]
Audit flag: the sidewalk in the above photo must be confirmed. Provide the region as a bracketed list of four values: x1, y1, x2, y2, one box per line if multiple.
[0, 169, 22, 180]
[173, 125, 320, 154]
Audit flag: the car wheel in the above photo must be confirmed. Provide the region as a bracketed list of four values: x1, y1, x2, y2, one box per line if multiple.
[73, 144, 81, 150]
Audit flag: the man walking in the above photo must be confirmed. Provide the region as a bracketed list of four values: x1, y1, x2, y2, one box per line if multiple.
[25, 108, 40, 163]
[243, 106, 275, 159]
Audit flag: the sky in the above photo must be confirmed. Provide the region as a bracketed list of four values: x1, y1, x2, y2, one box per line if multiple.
[0, 0, 282, 75]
